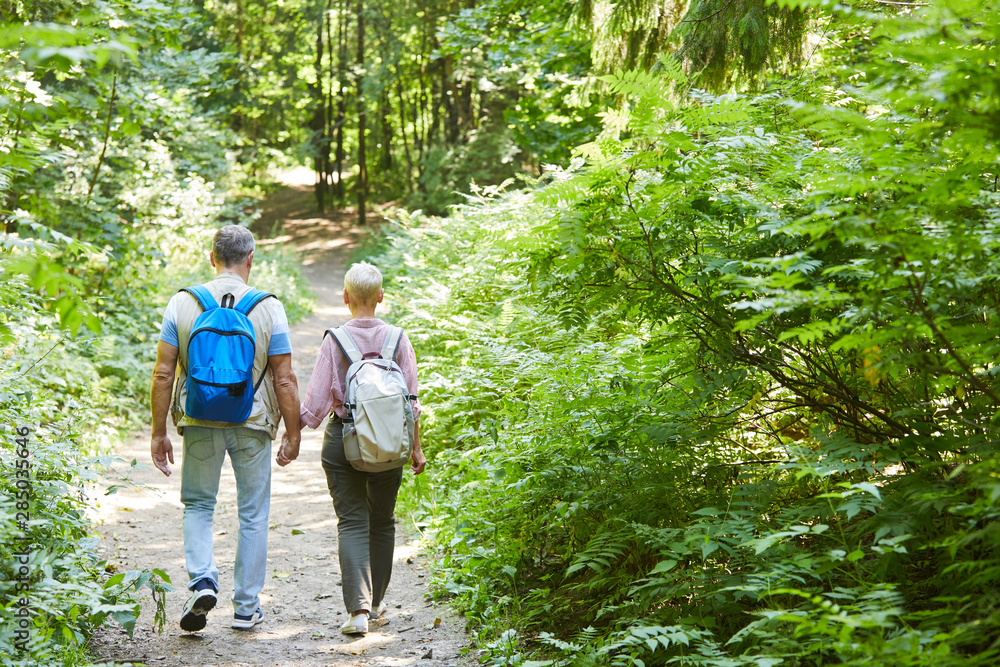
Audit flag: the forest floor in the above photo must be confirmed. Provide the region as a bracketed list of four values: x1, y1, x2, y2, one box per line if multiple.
[90, 168, 474, 667]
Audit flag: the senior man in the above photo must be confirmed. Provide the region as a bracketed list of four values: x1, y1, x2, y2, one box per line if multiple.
[150, 225, 301, 632]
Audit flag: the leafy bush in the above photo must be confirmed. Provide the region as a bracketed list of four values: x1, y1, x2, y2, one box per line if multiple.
[411, 121, 525, 215]
[0, 280, 173, 665]
[0, 1, 313, 664]
[380, 1, 1000, 665]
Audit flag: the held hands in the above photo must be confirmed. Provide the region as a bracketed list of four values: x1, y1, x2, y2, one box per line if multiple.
[151, 434, 174, 477]
[411, 444, 427, 475]
[276, 431, 300, 467]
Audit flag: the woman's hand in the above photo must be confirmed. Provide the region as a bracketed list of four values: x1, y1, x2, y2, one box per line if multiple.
[410, 444, 426, 475]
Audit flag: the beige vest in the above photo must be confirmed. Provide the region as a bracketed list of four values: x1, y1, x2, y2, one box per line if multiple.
[169, 273, 282, 439]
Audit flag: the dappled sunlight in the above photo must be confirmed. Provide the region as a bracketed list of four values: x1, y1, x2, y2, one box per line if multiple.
[276, 166, 316, 188]
[98, 489, 183, 515]
[318, 628, 401, 653]
[392, 542, 420, 563]
[295, 232, 354, 252]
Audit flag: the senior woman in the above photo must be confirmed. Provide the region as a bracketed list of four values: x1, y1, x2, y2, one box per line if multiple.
[294, 261, 426, 635]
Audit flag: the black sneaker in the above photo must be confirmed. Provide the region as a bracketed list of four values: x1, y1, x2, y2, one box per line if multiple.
[232, 608, 264, 630]
[179, 587, 217, 632]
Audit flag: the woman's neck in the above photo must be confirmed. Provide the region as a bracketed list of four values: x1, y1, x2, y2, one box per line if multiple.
[349, 307, 378, 319]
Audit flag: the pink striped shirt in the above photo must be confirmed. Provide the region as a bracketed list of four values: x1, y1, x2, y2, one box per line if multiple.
[300, 318, 421, 438]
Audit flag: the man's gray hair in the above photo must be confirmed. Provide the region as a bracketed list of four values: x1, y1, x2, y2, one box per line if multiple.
[344, 261, 383, 305]
[212, 225, 256, 267]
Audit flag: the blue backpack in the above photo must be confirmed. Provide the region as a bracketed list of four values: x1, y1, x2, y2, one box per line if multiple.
[180, 285, 274, 424]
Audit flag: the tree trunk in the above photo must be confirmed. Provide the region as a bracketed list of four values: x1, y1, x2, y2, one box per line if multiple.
[441, 55, 459, 145]
[356, 0, 366, 224]
[479, 89, 489, 123]
[232, 0, 246, 135]
[428, 71, 441, 149]
[325, 1, 335, 197]
[395, 71, 414, 194]
[335, 0, 347, 200]
[460, 79, 474, 132]
[379, 91, 392, 173]
[416, 58, 427, 181]
[312, 17, 327, 212]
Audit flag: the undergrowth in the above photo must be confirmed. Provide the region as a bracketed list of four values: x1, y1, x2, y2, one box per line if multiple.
[0, 2, 312, 664]
[385, 2, 1000, 665]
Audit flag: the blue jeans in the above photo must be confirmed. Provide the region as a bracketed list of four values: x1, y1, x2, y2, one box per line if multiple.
[180, 426, 271, 617]
[322, 418, 403, 614]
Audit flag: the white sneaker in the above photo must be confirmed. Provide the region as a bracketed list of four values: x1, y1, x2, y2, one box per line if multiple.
[369, 600, 389, 621]
[231, 608, 263, 630]
[341, 612, 368, 635]
[179, 588, 217, 632]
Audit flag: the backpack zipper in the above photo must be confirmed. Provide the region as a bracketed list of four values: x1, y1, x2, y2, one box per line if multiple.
[187, 328, 257, 389]
[189, 327, 255, 345]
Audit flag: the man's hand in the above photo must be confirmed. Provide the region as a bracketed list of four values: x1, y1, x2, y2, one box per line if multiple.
[151, 433, 174, 476]
[411, 444, 426, 475]
[270, 353, 301, 468]
[150, 340, 178, 477]
[276, 431, 300, 467]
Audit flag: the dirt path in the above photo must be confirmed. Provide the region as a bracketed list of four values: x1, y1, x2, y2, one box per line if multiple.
[92, 169, 473, 667]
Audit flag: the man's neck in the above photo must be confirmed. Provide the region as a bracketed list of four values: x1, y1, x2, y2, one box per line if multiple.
[216, 267, 249, 283]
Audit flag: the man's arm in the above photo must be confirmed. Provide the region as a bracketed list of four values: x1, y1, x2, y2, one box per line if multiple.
[151, 340, 179, 476]
[271, 353, 301, 466]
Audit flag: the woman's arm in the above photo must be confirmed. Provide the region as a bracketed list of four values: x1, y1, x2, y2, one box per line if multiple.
[300, 335, 343, 428]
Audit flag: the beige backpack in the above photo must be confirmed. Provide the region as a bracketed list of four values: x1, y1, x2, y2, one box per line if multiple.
[325, 326, 415, 472]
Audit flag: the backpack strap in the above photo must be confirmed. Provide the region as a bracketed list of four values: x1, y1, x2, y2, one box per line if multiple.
[237, 290, 276, 394]
[253, 359, 269, 393]
[380, 326, 404, 362]
[381, 327, 417, 402]
[234, 288, 275, 316]
[179, 285, 217, 312]
[325, 327, 363, 364]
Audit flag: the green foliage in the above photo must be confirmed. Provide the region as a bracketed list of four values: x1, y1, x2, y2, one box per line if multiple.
[674, 0, 809, 90]
[573, 0, 809, 90]
[381, 1, 1000, 665]
[436, 0, 602, 166]
[0, 337, 174, 665]
[413, 122, 523, 215]
[1, 1, 314, 664]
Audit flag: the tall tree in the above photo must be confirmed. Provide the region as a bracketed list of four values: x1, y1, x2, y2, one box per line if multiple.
[355, 0, 366, 224]
[334, 0, 348, 200]
[312, 13, 328, 211]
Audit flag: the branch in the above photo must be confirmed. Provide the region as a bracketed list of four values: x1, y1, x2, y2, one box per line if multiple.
[874, 0, 929, 5]
[13, 337, 63, 379]
[681, 0, 738, 23]
[706, 459, 790, 469]
[902, 257, 1000, 407]
[87, 70, 118, 200]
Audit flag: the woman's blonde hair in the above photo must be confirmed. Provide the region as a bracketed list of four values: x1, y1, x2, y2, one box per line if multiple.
[344, 261, 383, 305]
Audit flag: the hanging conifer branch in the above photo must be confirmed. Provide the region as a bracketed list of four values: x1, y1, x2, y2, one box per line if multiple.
[681, 0, 739, 23]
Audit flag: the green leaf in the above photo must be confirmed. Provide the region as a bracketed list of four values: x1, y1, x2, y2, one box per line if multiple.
[651, 560, 678, 574]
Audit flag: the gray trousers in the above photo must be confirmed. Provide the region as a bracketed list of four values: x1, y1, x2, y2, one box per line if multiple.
[321, 418, 403, 614]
